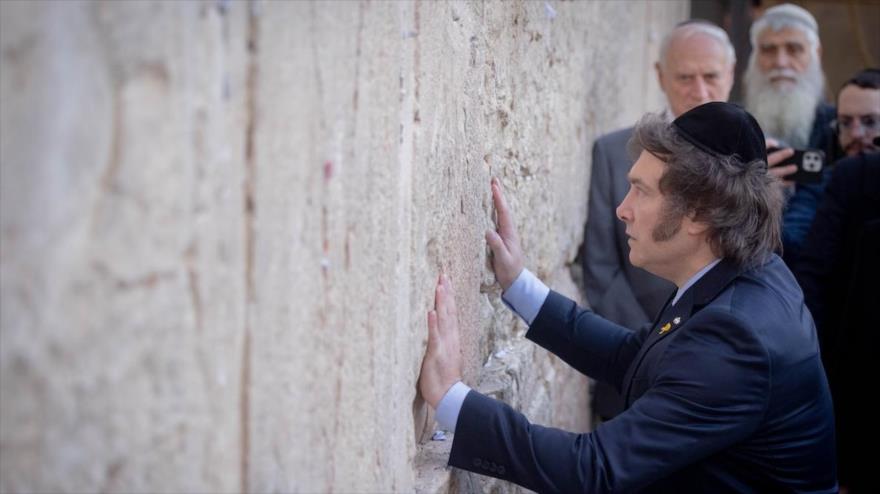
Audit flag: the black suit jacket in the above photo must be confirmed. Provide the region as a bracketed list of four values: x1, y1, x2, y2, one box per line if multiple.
[449, 256, 837, 493]
[796, 152, 880, 490]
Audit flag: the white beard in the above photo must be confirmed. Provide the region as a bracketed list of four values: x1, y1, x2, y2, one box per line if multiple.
[744, 59, 826, 148]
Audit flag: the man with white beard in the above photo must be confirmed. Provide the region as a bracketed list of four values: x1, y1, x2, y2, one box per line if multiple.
[744, 3, 835, 264]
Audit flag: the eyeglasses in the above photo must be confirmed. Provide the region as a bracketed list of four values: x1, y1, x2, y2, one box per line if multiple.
[831, 114, 880, 133]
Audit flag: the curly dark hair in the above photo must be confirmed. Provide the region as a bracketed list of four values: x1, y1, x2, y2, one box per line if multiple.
[627, 112, 784, 269]
[839, 67, 880, 93]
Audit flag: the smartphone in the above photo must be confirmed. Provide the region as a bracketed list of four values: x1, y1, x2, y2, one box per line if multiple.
[767, 147, 825, 184]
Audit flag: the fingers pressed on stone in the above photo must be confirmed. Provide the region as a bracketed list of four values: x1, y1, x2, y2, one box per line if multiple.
[427, 310, 439, 351]
[486, 230, 507, 257]
[437, 283, 450, 321]
[493, 187, 515, 237]
[445, 284, 457, 315]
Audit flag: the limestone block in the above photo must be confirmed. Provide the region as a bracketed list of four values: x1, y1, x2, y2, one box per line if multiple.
[1, 1, 687, 492]
[1, 1, 249, 492]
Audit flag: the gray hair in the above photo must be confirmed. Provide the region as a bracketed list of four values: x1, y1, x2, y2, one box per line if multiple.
[628, 112, 783, 268]
[659, 20, 736, 69]
[750, 3, 820, 55]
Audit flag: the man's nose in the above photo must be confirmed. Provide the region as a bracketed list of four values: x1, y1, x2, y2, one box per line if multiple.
[847, 120, 867, 138]
[772, 49, 790, 69]
[692, 78, 710, 102]
[616, 196, 632, 223]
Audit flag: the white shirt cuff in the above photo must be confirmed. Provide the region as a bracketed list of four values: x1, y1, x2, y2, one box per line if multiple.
[435, 381, 471, 432]
[501, 268, 550, 325]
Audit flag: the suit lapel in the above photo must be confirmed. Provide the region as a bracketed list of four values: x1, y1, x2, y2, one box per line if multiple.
[620, 292, 676, 404]
[622, 259, 741, 407]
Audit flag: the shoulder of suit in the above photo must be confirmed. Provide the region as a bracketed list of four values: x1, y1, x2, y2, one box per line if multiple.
[716, 257, 794, 316]
[834, 153, 880, 178]
[814, 102, 836, 122]
[829, 153, 880, 200]
[596, 126, 635, 148]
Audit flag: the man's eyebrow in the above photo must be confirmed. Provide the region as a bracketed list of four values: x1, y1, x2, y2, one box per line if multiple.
[628, 175, 647, 187]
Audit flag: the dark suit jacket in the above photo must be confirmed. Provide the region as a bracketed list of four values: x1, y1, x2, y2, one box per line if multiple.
[582, 127, 675, 417]
[796, 152, 880, 489]
[449, 256, 837, 493]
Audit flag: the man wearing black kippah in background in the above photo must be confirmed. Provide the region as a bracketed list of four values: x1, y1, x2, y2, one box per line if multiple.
[417, 102, 837, 492]
[796, 68, 880, 494]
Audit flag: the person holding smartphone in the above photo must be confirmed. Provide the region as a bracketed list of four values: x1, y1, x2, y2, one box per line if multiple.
[743, 4, 836, 265]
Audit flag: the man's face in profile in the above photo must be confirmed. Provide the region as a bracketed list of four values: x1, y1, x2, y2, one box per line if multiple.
[616, 152, 687, 276]
[836, 85, 880, 156]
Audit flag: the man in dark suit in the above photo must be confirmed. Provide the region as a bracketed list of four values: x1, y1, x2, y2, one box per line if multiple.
[418, 103, 837, 492]
[583, 20, 735, 420]
[798, 151, 878, 494]
[796, 68, 880, 493]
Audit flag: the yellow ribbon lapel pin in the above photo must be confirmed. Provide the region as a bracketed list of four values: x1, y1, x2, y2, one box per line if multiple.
[659, 317, 682, 335]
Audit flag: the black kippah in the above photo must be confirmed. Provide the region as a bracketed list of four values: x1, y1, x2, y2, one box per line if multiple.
[672, 102, 766, 164]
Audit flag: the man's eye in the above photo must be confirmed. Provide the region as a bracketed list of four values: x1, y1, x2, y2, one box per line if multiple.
[785, 43, 804, 55]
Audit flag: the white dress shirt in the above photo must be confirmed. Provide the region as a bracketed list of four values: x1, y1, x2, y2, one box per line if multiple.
[435, 269, 548, 431]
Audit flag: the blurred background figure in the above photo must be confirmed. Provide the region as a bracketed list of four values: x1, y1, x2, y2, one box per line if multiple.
[743, 3, 835, 265]
[745, 4, 829, 150]
[835, 69, 880, 156]
[796, 68, 880, 494]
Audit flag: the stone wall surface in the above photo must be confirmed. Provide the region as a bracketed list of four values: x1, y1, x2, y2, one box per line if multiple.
[0, 1, 686, 492]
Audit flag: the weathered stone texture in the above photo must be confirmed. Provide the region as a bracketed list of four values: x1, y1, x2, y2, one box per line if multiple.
[1, 1, 686, 492]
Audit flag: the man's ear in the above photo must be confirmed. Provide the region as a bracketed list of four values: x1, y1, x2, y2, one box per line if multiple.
[725, 63, 735, 86]
[684, 213, 711, 236]
[655, 62, 666, 92]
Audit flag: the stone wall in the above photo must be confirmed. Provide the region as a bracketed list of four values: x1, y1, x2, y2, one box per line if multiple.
[0, 1, 686, 492]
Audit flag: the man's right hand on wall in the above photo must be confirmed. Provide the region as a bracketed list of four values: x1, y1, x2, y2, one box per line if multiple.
[485, 178, 526, 291]
[418, 274, 463, 409]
